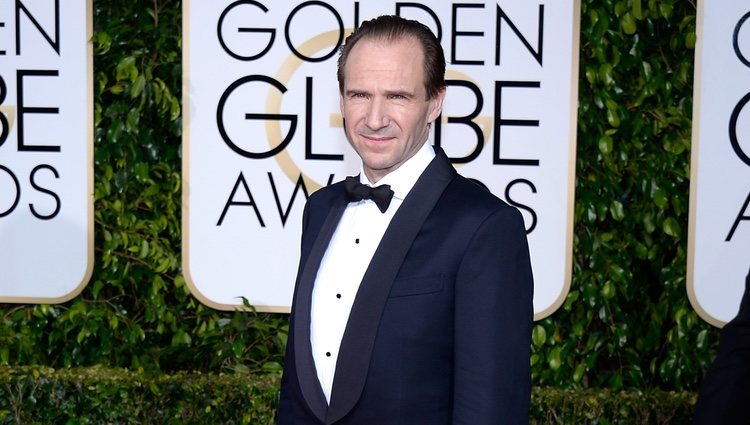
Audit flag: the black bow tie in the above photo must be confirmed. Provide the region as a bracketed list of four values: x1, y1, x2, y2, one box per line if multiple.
[344, 176, 394, 213]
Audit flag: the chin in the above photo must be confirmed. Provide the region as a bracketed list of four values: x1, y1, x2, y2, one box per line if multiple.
[362, 160, 387, 172]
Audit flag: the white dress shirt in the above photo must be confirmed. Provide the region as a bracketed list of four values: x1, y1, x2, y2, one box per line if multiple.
[310, 142, 436, 403]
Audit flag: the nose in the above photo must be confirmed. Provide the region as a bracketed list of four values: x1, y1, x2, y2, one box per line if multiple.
[365, 97, 389, 130]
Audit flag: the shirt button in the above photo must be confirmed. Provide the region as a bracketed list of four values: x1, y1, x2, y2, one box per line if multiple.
[336, 293, 342, 299]
[326, 352, 331, 357]
[355, 238, 360, 244]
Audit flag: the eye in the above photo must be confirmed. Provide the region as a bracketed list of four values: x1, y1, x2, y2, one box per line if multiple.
[388, 92, 414, 102]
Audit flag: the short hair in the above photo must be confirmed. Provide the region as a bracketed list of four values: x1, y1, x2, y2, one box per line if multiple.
[337, 15, 446, 100]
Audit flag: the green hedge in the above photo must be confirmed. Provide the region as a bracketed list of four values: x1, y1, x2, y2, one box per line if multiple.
[0, 366, 279, 425]
[530, 388, 696, 425]
[0, 367, 695, 424]
[0, 0, 713, 395]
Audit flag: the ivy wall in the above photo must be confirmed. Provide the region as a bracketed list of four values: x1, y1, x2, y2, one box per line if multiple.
[0, 0, 710, 392]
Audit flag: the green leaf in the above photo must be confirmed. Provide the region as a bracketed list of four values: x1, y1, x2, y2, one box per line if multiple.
[662, 216, 681, 237]
[659, 1, 673, 19]
[632, 0, 643, 19]
[610, 200, 625, 221]
[653, 188, 668, 208]
[115, 56, 137, 81]
[131, 74, 146, 98]
[532, 325, 547, 348]
[548, 347, 562, 371]
[139, 239, 150, 259]
[599, 63, 615, 86]
[599, 135, 614, 154]
[573, 362, 586, 382]
[606, 108, 621, 127]
[686, 31, 697, 49]
[696, 329, 708, 349]
[621, 12, 637, 35]
[601, 281, 616, 300]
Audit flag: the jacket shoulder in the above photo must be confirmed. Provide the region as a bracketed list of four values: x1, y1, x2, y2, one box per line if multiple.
[446, 175, 518, 215]
[307, 180, 346, 207]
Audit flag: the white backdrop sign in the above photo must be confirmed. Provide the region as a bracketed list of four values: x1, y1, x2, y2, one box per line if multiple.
[183, 0, 580, 319]
[689, 1, 750, 326]
[0, 0, 93, 302]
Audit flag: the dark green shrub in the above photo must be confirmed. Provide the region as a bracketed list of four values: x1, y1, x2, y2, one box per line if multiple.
[0, 366, 278, 424]
[531, 387, 696, 424]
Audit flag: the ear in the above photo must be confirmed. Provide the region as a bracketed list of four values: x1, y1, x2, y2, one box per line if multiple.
[427, 87, 446, 123]
[339, 92, 345, 118]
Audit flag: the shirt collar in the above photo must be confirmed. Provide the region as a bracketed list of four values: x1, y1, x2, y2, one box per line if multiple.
[359, 142, 435, 200]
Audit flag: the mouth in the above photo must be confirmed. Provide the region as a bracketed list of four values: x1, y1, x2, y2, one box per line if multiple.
[359, 132, 396, 143]
[359, 135, 396, 151]
[363, 135, 393, 142]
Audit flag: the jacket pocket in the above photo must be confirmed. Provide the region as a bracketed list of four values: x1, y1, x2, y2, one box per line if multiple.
[388, 275, 444, 298]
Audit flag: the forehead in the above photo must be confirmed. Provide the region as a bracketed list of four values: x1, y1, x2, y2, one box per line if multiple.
[344, 36, 425, 83]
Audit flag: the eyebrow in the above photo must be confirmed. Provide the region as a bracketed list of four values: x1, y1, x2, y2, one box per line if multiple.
[344, 89, 368, 97]
[384, 89, 415, 99]
[343, 88, 420, 100]
[344, 89, 415, 97]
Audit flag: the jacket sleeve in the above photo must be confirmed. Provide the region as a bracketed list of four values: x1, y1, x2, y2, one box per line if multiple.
[452, 206, 534, 425]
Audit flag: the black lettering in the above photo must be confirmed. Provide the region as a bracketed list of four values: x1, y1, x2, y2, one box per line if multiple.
[353, 2, 361, 28]
[496, 4, 543, 66]
[15, 0, 60, 55]
[0, 74, 8, 147]
[505, 178, 537, 234]
[217, 75, 297, 159]
[217, 172, 265, 226]
[726, 190, 750, 241]
[17, 69, 60, 152]
[28, 164, 60, 220]
[729, 91, 750, 166]
[733, 11, 750, 68]
[494, 81, 540, 166]
[451, 3, 484, 65]
[396, 3, 442, 40]
[217, 0, 274, 61]
[285, 1, 343, 63]
[0, 164, 21, 217]
[268, 172, 311, 227]
[434, 79, 484, 164]
[305, 77, 343, 160]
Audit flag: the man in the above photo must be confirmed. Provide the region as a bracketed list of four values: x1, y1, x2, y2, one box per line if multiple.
[279, 15, 534, 425]
[693, 267, 750, 424]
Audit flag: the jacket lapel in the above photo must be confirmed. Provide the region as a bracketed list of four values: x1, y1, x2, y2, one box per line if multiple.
[326, 149, 457, 423]
[293, 197, 348, 423]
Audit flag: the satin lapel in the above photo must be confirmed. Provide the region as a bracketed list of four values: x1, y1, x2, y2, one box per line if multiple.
[293, 197, 348, 423]
[326, 149, 457, 423]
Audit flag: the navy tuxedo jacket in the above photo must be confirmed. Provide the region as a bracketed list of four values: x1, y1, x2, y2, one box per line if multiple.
[278, 148, 534, 425]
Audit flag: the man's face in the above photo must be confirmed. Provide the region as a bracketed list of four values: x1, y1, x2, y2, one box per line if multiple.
[340, 36, 445, 183]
